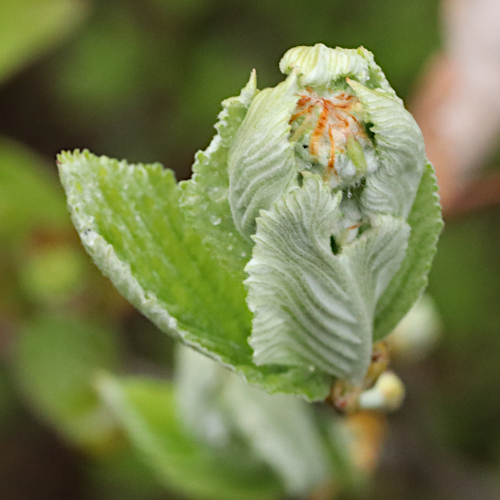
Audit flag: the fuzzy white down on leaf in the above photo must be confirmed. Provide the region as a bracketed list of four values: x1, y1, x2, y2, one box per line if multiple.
[246, 174, 409, 383]
[228, 72, 300, 239]
[347, 79, 426, 219]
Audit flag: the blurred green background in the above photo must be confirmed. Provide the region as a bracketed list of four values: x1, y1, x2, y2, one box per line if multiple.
[1, 0, 500, 499]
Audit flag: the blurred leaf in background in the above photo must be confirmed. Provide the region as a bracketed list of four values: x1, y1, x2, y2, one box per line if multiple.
[14, 314, 122, 452]
[100, 376, 284, 500]
[0, 137, 68, 243]
[98, 346, 365, 500]
[0, 0, 88, 84]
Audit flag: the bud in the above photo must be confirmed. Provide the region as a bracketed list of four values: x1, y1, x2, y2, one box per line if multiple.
[327, 342, 391, 414]
[235, 44, 432, 383]
[358, 371, 406, 412]
[229, 44, 425, 240]
[387, 294, 441, 361]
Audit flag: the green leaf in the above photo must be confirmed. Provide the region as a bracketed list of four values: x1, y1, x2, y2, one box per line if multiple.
[246, 175, 365, 380]
[340, 214, 410, 306]
[374, 162, 443, 340]
[58, 150, 251, 351]
[223, 374, 332, 496]
[175, 345, 237, 447]
[58, 150, 331, 401]
[98, 376, 283, 500]
[279, 44, 389, 91]
[0, 0, 88, 84]
[228, 73, 300, 238]
[179, 71, 257, 275]
[14, 315, 120, 451]
[247, 174, 410, 382]
[176, 345, 335, 496]
[0, 137, 69, 242]
[347, 80, 426, 219]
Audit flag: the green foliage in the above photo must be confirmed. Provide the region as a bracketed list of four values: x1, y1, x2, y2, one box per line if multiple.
[374, 163, 443, 340]
[0, 138, 69, 242]
[98, 375, 283, 500]
[0, 2, 468, 499]
[58, 44, 442, 399]
[221, 373, 334, 495]
[227, 73, 299, 238]
[175, 346, 354, 497]
[58, 150, 332, 400]
[179, 72, 257, 274]
[15, 315, 121, 451]
[0, 0, 88, 84]
[246, 175, 408, 382]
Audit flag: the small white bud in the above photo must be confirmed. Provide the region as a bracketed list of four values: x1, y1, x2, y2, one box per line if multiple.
[358, 371, 405, 412]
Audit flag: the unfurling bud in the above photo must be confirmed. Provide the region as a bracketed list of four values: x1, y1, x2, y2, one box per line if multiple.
[231, 44, 434, 384]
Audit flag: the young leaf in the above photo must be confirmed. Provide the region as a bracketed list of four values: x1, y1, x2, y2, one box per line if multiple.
[279, 45, 392, 91]
[58, 44, 442, 398]
[246, 175, 369, 381]
[228, 72, 300, 238]
[247, 174, 410, 383]
[347, 80, 426, 219]
[176, 345, 336, 497]
[58, 150, 332, 400]
[339, 214, 410, 306]
[223, 375, 332, 496]
[175, 344, 236, 448]
[374, 162, 443, 340]
[179, 72, 257, 274]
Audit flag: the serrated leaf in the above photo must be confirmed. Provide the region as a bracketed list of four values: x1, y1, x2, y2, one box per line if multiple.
[246, 176, 366, 381]
[98, 376, 283, 500]
[228, 73, 300, 238]
[58, 150, 251, 348]
[0, 0, 88, 84]
[58, 150, 331, 401]
[14, 314, 120, 451]
[374, 162, 443, 340]
[179, 72, 257, 275]
[247, 174, 409, 383]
